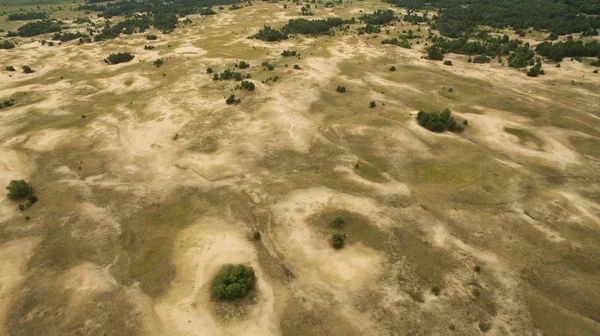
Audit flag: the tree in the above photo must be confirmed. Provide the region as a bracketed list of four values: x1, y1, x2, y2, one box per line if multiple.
[426, 45, 444, 60]
[211, 264, 256, 300]
[6, 180, 33, 200]
[22, 65, 34, 74]
[238, 61, 249, 69]
[332, 233, 345, 249]
[226, 95, 241, 105]
[389, 66, 396, 71]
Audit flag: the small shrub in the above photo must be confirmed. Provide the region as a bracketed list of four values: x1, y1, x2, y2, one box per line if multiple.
[6, 66, 16, 72]
[389, 66, 396, 71]
[332, 233, 345, 249]
[253, 231, 261, 240]
[462, 119, 468, 126]
[18, 204, 25, 211]
[448, 87, 454, 93]
[474, 265, 481, 273]
[207, 67, 213, 74]
[369, 101, 376, 108]
[443, 60, 453, 66]
[146, 34, 158, 40]
[22, 65, 34, 74]
[6, 180, 33, 200]
[25, 216, 30, 221]
[594, 69, 599, 74]
[212, 73, 219, 81]
[153, 58, 164, 68]
[211, 264, 256, 301]
[293, 64, 301, 69]
[472, 288, 481, 297]
[336, 85, 346, 93]
[238, 61, 249, 69]
[431, 284, 441, 296]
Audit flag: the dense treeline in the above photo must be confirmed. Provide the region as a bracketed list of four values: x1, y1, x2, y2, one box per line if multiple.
[536, 38, 600, 62]
[282, 18, 345, 35]
[430, 34, 522, 58]
[94, 16, 151, 41]
[79, 0, 238, 19]
[7, 12, 47, 21]
[386, 0, 600, 36]
[8, 20, 61, 37]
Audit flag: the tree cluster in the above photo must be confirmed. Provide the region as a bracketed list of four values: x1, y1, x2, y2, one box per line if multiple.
[417, 108, 465, 133]
[281, 50, 297, 57]
[52, 31, 88, 42]
[281, 17, 346, 36]
[211, 264, 255, 301]
[360, 10, 396, 25]
[253, 25, 289, 41]
[0, 40, 15, 49]
[104, 52, 134, 64]
[236, 80, 255, 91]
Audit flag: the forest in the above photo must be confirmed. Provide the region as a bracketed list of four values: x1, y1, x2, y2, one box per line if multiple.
[384, 0, 600, 36]
[7, 12, 48, 21]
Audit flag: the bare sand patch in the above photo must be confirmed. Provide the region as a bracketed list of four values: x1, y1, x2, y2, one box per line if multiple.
[24, 128, 77, 152]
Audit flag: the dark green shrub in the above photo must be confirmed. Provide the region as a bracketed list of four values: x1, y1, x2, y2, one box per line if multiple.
[6, 66, 16, 71]
[336, 85, 346, 93]
[237, 80, 255, 91]
[207, 67, 213, 74]
[26, 194, 38, 207]
[448, 87, 454, 93]
[238, 61, 249, 69]
[153, 58, 164, 68]
[474, 265, 481, 273]
[472, 55, 491, 63]
[332, 233, 345, 249]
[6, 180, 33, 200]
[211, 264, 255, 301]
[104, 52, 134, 65]
[431, 284, 441, 296]
[146, 34, 158, 40]
[253, 231, 261, 240]
[0, 40, 15, 49]
[18, 204, 25, 211]
[144, 45, 155, 50]
[293, 64, 301, 69]
[369, 101, 376, 108]
[416, 108, 464, 133]
[443, 60, 453, 66]
[389, 66, 396, 71]
[463, 119, 468, 126]
[22, 65, 34, 74]
[473, 288, 481, 297]
[281, 50, 297, 57]
[226, 95, 241, 105]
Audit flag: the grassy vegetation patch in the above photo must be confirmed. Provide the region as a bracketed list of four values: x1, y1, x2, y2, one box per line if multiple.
[504, 127, 544, 148]
[570, 136, 600, 158]
[353, 161, 387, 183]
[306, 209, 389, 250]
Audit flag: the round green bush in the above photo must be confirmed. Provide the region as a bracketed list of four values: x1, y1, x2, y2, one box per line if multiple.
[211, 264, 256, 301]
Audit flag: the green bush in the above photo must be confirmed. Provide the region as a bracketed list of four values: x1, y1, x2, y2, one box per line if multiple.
[6, 180, 33, 200]
[226, 95, 241, 105]
[5, 66, 16, 71]
[336, 85, 346, 93]
[22, 65, 34, 74]
[416, 108, 466, 133]
[443, 60, 453, 66]
[431, 284, 441, 296]
[474, 265, 481, 273]
[207, 67, 213, 74]
[0, 40, 15, 49]
[281, 50, 297, 57]
[18, 204, 25, 211]
[369, 101, 376, 108]
[153, 58, 164, 68]
[238, 61, 249, 69]
[389, 66, 396, 71]
[293, 64, 301, 69]
[253, 231, 261, 240]
[211, 264, 255, 300]
[332, 233, 345, 249]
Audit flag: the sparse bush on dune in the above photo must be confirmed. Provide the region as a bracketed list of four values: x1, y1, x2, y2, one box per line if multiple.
[332, 233, 345, 249]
